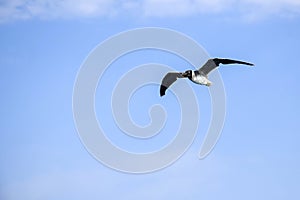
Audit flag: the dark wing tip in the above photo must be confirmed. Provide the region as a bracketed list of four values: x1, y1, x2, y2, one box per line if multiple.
[242, 62, 255, 66]
[212, 58, 221, 66]
[214, 58, 255, 66]
[238, 60, 255, 66]
[160, 85, 167, 97]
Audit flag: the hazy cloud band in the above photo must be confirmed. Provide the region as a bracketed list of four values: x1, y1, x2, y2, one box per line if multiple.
[1, 0, 300, 22]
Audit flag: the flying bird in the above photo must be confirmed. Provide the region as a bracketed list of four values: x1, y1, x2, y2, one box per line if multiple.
[160, 58, 254, 96]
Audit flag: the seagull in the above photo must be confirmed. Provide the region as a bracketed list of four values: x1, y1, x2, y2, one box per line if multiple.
[160, 58, 254, 96]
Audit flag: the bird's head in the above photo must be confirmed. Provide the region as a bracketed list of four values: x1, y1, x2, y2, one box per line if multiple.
[182, 70, 192, 78]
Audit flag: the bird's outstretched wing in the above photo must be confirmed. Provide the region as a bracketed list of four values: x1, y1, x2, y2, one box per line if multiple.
[199, 58, 254, 76]
[160, 72, 184, 96]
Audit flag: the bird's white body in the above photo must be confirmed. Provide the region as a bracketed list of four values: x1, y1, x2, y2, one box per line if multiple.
[191, 71, 212, 86]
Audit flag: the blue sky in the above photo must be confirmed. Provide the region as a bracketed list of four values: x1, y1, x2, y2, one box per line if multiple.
[1, 0, 300, 199]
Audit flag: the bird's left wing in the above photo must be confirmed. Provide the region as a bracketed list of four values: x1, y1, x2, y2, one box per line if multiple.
[160, 72, 184, 96]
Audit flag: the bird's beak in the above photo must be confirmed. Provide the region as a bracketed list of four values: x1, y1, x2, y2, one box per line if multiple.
[181, 72, 188, 77]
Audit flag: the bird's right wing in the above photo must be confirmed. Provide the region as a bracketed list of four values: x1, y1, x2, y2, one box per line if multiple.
[160, 72, 184, 96]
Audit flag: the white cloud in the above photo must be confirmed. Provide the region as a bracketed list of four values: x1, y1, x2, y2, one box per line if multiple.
[0, 0, 116, 22]
[142, 0, 233, 17]
[237, 0, 300, 21]
[1, 0, 300, 22]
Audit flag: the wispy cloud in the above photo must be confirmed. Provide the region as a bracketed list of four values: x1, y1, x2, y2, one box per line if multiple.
[1, 0, 300, 23]
[142, 0, 233, 17]
[237, 0, 300, 21]
[0, 0, 116, 22]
